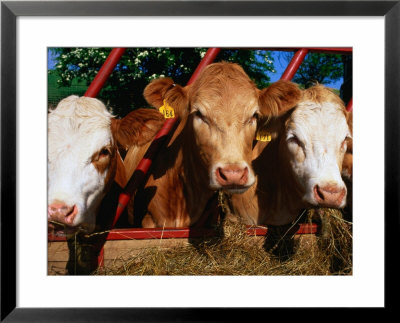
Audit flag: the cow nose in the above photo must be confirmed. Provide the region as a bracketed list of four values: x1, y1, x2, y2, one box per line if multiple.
[216, 165, 249, 186]
[313, 185, 346, 207]
[48, 203, 78, 225]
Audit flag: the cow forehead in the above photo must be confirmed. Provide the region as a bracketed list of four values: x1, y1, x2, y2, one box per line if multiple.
[48, 105, 113, 161]
[288, 101, 349, 142]
[48, 125, 112, 160]
[191, 65, 259, 114]
[191, 86, 259, 119]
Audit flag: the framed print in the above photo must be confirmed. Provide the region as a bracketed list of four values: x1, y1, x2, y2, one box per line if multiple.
[2, 0, 399, 321]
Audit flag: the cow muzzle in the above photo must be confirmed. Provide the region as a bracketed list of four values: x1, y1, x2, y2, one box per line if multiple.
[214, 164, 252, 193]
[313, 184, 346, 208]
[48, 202, 79, 230]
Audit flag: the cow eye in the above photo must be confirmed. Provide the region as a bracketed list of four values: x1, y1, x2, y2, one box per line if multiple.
[248, 112, 259, 125]
[288, 134, 304, 148]
[99, 148, 111, 159]
[341, 136, 350, 150]
[195, 110, 203, 119]
[194, 110, 208, 124]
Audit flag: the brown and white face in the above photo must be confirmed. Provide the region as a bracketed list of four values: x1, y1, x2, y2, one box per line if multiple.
[144, 62, 302, 194]
[283, 87, 352, 208]
[47, 96, 119, 234]
[47, 96, 165, 234]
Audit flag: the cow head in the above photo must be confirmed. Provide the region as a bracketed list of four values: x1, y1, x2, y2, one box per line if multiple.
[276, 85, 352, 208]
[144, 62, 301, 193]
[47, 95, 164, 234]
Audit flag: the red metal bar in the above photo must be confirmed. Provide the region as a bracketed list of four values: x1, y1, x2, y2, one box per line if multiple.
[304, 47, 352, 54]
[98, 248, 104, 268]
[84, 48, 126, 98]
[111, 48, 221, 228]
[280, 48, 309, 81]
[187, 48, 221, 85]
[346, 98, 353, 112]
[48, 223, 317, 242]
[256, 47, 352, 55]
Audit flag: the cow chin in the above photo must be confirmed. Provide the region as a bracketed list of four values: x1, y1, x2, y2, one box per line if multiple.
[223, 185, 252, 194]
[48, 216, 95, 237]
[209, 182, 253, 194]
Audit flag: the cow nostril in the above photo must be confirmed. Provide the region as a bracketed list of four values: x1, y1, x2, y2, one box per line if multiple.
[241, 167, 248, 180]
[314, 185, 325, 201]
[217, 168, 228, 181]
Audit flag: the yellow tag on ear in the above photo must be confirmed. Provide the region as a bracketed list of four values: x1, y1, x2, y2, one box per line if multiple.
[256, 131, 272, 142]
[159, 100, 175, 119]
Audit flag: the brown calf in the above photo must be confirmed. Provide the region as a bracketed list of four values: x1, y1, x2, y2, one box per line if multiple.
[124, 62, 301, 227]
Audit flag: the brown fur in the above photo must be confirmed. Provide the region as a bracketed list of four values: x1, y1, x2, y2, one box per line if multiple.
[111, 108, 165, 149]
[108, 108, 164, 188]
[125, 62, 302, 228]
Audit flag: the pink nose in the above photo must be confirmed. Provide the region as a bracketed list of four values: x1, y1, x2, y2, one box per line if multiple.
[216, 165, 249, 187]
[48, 203, 78, 226]
[313, 185, 346, 207]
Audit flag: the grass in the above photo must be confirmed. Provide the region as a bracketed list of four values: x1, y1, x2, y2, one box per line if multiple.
[95, 208, 352, 276]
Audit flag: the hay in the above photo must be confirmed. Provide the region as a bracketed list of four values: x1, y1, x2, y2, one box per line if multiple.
[95, 208, 352, 276]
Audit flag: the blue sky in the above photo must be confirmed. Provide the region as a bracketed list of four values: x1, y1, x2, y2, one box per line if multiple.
[48, 49, 343, 90]
[268, 51, 343, 89]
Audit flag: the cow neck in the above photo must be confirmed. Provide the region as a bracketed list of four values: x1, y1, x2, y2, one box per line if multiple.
[254, 135, 305, 225]
[166, 115, 213, 225]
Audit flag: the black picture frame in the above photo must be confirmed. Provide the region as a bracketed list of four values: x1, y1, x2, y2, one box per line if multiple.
[1, 1, 398, 321]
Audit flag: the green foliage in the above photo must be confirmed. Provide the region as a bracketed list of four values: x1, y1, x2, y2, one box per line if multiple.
[49, 48, 275, 117]
[290, 52, 344, 88]
[48, 70, 87, 108]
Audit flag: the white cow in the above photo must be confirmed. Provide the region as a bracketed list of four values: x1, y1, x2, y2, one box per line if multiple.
[229, 84, 352, 226]
[48, 95, 164, 235]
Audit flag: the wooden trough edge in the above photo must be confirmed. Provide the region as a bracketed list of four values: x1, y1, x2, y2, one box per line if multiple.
[48, 223, 318, 242]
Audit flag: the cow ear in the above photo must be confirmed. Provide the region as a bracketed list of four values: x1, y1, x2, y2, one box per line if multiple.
[258, 80, 302, 116]
[256, 114, 284, 143]
[111, 108, 165, 148]
[144, 77, 189, 118]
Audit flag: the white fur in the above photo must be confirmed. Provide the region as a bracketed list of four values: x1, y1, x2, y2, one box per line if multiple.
[286, 101, 350, 207]
[48, 96, 114, 233]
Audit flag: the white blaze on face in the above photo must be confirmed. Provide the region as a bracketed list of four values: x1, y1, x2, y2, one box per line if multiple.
[285, 101, 351, 208]
[48, 96, 114, 233]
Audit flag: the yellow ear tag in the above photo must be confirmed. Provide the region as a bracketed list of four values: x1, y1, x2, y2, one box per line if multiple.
[159, 100, 175, 119]
[256, 131, 272, 142]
